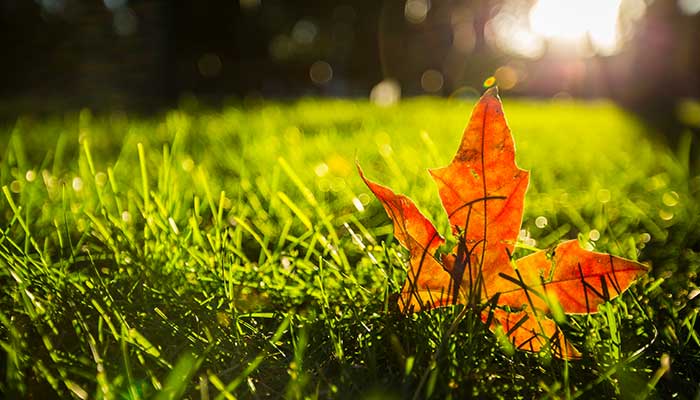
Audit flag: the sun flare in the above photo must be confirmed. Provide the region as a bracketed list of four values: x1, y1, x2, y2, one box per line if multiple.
[529, 0, 623, 55]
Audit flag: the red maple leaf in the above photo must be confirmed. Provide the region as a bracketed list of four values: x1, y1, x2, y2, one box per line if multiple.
[358, 88, 648, 359]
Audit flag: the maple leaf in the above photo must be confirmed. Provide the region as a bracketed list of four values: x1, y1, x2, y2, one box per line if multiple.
[358, 87, 648, 359]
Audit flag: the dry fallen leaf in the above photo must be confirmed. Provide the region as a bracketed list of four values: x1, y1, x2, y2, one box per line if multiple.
[358, 87, 648, 359]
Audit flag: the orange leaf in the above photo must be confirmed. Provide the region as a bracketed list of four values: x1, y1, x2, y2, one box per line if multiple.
[429, 87, 529, 300]
[358, 88, 648, 358]
[358, 164, 456, 311]
[482, 308, 581, 359]
[494, 240, 649, 314]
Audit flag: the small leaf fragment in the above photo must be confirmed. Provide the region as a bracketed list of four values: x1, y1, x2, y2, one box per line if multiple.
[482, 308, 581, 360]
[495, 240, 649, 314]
[358, 164, 456, 311]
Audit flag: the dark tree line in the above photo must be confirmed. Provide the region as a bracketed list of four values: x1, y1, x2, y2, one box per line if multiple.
[0, 0, 698, 140]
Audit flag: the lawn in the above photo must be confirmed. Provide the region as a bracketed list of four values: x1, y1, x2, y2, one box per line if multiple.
[1, 97, 698, 398]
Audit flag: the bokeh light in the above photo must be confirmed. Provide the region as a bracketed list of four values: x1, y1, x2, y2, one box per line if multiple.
[310, 61, 333, 85]
[370, 79, 401, 106]
[198, 53, 222, 78]
[597, 189, 611, 203]
[662, 191, 680, 207]
[494, 66, 518, 90]
[269, 35, 293, 61]
[420, 69, 444, 93]
[535, 216, 548, 229]
[678, 0, 700, 15]
[292, 20, 318, 45]
[404, 0, 430, 24]
[485, 0, 648, 59]
[486, 5, 544, 58]
[113, 7, 138, 36]
[529, 0, 622, 55]
[449, 86, 480, 99]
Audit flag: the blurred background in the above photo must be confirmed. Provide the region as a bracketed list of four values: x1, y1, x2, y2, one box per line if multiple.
[1, 0, 699, 140]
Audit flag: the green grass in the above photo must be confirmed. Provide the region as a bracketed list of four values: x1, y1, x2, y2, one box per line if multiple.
[0, 96, 698, 399]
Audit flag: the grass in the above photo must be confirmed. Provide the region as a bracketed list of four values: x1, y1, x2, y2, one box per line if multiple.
[0, 96, 698, 399]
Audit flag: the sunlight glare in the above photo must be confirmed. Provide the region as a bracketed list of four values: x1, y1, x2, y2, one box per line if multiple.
[529, 0, 623, 55]
[679, 0, 700, 15]
[484, 1, 545, 59]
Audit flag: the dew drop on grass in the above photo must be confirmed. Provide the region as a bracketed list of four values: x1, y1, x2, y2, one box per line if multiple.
[662, 191, 679, 207]
[72, 177, 84, 192]
[181, 157, 194, 172]
[281, 256, 291, 271]
[314, 162, 329, 177]
[41, 169, 50, 184]
[659, 209, 674, 221]
[640, 232, 651, 243]
[597, 189, 611, 203]
[25, 170, 36, 182]
[519, 229, 536, 246]
[358, 193, 370, 205]
[518, 229, 527, 241]
[10, 180, 21, 193]
[168, 217, 179, 234]
[589, 229, 600, 241]
[95, 172, 107, 186]
[535, 216, 548, 228]
[352, 197, 365, 212]
[121, 211, 132, 223]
